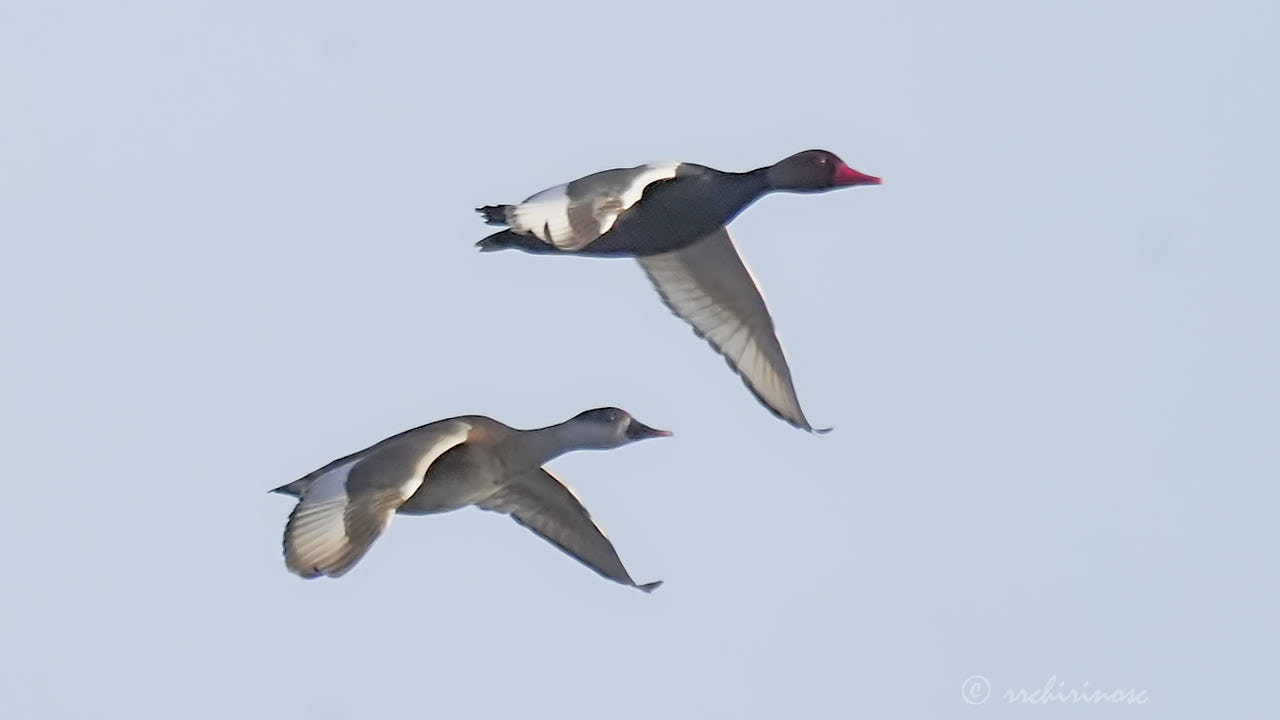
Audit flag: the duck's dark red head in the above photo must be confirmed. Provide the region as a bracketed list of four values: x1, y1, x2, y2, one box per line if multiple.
[767, 150, 881, 192]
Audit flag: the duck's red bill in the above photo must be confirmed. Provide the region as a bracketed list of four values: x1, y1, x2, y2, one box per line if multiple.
[834, 164, 882, 186]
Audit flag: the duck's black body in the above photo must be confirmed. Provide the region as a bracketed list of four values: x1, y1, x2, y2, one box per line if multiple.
[577, 166, 770, 256]
[475, 150, 881, 431]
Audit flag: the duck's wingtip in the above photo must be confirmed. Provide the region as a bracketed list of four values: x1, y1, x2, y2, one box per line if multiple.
[810, 425, 834, 435]
[637, 580, 663, 594]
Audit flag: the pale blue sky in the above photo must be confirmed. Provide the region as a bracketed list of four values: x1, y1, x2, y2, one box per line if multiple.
[2, 1, 1277, 717]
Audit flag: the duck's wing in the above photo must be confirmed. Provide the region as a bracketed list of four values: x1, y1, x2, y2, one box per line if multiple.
[477, 469, 661, 593]
[477, 163, 680, 252]
[282, 421, 472, 579]
[636, 227, 824, 432]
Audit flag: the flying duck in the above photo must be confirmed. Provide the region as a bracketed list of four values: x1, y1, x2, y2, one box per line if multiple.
[475, 150, 881, 432]
[270, 408, 670, 592]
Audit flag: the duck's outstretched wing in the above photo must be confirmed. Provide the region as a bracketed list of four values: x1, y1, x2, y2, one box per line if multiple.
[477, 163, 680, 252]
[637, 227, 825, 432]
[478, 469, 661, 593]
[282, 421, 473, 579]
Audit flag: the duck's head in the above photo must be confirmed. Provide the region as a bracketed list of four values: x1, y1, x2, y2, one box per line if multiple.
[568, 407, 672, 449]
[766, 149, 881, 192]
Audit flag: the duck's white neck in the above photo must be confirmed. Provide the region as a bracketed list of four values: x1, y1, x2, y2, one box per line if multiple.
[506, 420, 615, 469]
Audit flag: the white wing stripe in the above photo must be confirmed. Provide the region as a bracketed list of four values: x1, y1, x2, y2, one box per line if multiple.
[282, 422, 473, 578]
[598, 163, 680, 233]
[510, 184, 573, 247]
[501, 163, 681, 252]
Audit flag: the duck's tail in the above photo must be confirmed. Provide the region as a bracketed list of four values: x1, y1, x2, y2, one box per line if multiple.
[475, 229, 561, 254]
[476, 204, 512, 226]
[476, 229, 517, 252]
